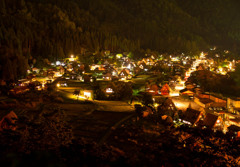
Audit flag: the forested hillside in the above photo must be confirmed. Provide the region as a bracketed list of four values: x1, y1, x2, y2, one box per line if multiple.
[0, 0, 240, 80]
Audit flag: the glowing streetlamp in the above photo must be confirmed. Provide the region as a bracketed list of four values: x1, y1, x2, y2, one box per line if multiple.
[69, 55, 75, 61]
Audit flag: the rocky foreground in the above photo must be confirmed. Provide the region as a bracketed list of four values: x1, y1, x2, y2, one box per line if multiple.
[0, 92, 239, 166]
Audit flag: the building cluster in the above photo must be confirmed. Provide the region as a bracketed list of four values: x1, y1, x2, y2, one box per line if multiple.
[0, 50, 239, 137]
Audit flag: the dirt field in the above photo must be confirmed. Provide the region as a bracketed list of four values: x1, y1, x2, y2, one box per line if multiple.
[58, 102, 135, 142]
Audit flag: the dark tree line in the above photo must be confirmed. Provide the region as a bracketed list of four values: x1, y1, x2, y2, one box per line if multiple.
[1, 0, 240, 80]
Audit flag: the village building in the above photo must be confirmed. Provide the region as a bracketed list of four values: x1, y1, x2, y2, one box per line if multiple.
[0, 111, 18, 131]
[202, 113, 223, 131]
[180, 89, 195, 97]
[184, 81, 195, 90]
[147, 84, 159, 95]
[194, 94, 226, 109]
[160, 83, 171, 96]
[228, 118, 240, 127]
[138, 62, 147, 70]
[118, 69, 130, 80]
[227, 125, 240, 138]
[157, 98, 177, 117]
[103, 72, 112, 81]
[227, 97, 240, 115]
[181, 108, 203, 126]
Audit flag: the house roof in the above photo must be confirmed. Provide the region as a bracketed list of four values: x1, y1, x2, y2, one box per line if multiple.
[180, 89, 194, 94]
[150, 84, 159, 91]
[209, 103, 226, 108]
[0, 110, 18, 120]
[202, 113, 219, 128]
[183, 108, 202, 125]
[229, 118, 240, 124]
[161, 83, 171, 91]
[199, 98, 214, 104]
[228, 125, 240, 132]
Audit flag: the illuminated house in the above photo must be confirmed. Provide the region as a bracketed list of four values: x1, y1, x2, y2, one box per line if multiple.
[83, 90, 93, 100]
[181, 108, 203, 126]
[111, 69, 118, 76]
[184, 81, 195, 90]
[228, 118, 240, 127]
[91, 64, 106, 71]
[179, 89, 194, 97]
[147, 84, 159, 95]
[160, 83, 171, 96]
[74, 87, 94, 100]
[227, 97, 240, 115]
[122, 62, 134, 69]
[194, 96, 213, 108]
[145, 58, 155, 65]
[106, 87, 114, 94]
[138, 62, 147, 70]
[118, 69, 129, 80]
[202, 113, 223, 131]
[103, 72, 112, 81]
[157, 98, 176, 117]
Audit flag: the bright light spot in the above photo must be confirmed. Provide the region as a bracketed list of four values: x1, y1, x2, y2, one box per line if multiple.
[56, 61, 61, 66]
[83, 91, 91, 99]
[175, 102, 184, 108]
[116, 54, 123, 59]
[69, 55, 75, 61]
[175, 85, 185, 90]
[182, 120, 191, 125]
[112, 71, 117, 76]
[200, 52, 205, 59]
[106, 88, 113, 93]
[154, 103, 159, 108]
[170, 92, 179, 97]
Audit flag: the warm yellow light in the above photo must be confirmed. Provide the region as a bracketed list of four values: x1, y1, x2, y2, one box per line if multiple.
[154, 103, 159, 108]
[170, 92, 179, 97]
[106, 88, 113, 93]
[175, 85, 184, 90]
[57, 83, 60, 87]
[83, 91, 92, 99]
